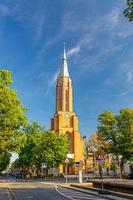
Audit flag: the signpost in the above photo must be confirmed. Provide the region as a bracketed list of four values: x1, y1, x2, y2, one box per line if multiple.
[96, 155, 105, 191]
[67, 154, 74, 159]
[42, 163, 47, 169]
[79, 170, 83, 183]
[75, 161, 80, 167]
[41, 163, 47, 180]
[64, 158, 69, 183]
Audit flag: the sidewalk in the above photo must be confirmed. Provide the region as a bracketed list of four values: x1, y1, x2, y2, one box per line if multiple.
[70, 180, 133, 200]
[87, 178, 133, 186]
[58, 183, 129, 200]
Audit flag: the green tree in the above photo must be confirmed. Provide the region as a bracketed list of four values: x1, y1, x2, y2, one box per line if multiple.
[97, 111, 119, 155]
[18, 122, 68, 170]
[0, 69, 27, 154]
[124, 0, 133, 21]
[118, 109, 133, 161]
[110, 162, 117, 172]
[0, 152, 11, 172]
[97, 108, 133, 175]
[18, 122, 44, 168]
[41, 131, 68, 167]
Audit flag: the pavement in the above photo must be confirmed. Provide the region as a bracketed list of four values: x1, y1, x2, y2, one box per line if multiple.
[0, 175, 133, 200]
[0, 178, 69, 200]
[58, 183, 129, 200]
[87, 178, 133, 186]
[0, 179, 122, 200]
[69, 179, 133, 200]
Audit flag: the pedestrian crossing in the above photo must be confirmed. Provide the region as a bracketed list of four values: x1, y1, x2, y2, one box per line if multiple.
[56, 186, 106, 200]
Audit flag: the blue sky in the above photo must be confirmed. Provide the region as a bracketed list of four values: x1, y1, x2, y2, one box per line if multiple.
[0, 0, 133, 138]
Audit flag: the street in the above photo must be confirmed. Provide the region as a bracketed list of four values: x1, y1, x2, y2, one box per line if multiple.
[0, 177, 108, 200]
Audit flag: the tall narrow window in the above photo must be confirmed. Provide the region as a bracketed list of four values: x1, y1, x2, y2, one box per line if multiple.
[66, 90, 68, 111]
[66, 132, 72, 153]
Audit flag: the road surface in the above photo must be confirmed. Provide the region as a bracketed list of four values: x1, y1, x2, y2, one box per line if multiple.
[0, 177, 116, 200]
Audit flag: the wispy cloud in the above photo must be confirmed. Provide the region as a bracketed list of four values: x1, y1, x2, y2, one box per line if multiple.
[67, 45, 80, 57]
[0, 1, 45, 44]
[48, 71, 59, 87]
[127, 71, 132, 83]
[106, 8, 120, 28]
[35, 3, 127, 65]
[0, 3, 10, 16]
[34, 17, 45, 42]
[32, 6, 45, 43]
[67, 36, 93, 58]
[116, 88, 133, 97]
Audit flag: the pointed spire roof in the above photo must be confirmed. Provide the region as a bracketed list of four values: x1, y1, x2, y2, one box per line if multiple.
[60, 43, 69, 77]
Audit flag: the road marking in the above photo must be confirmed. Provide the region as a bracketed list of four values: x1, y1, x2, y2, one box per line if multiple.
[6, 182, 17, 200]
[5, 183, 13, 200]
[55, 185, 75, 200]
[40, 182, 56, 185]
[56, 186, 106, 200]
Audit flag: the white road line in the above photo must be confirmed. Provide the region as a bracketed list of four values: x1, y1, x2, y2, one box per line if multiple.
[40, 182, 56, 185]
[70, 196, 96, 199]
[60, 190, 93, 196]
[6, 182, 17, 200]
[5, 185, 13, 200]
[59, 190, 82, 194]
[56, 186, 106, 200]
[62, 193, 96, 198]
[58, 189, 94, 197]
[55, 185, 75, 200]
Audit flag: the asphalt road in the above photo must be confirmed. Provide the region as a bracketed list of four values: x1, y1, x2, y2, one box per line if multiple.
[0, 177, 110, 200]
[0, 179, 68, 200]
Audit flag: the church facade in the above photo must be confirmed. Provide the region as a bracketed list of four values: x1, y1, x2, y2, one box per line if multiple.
[51, 46, 84, 174]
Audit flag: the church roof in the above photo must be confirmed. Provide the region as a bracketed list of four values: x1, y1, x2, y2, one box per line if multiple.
[60, 44, 69, 77]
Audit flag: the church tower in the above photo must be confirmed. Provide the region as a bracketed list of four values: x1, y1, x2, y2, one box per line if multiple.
[51, 45, 84, 174]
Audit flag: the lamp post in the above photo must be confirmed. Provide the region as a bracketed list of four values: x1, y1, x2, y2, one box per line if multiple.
[118, 155, 123, 179]
[64, 158, 69, 183]
[83, 136, 87, 174]
[91, 144, 97, 178]
[96, 154, 110, 195]
[88, 143, 97, 178]
[96, 154, 105, 191]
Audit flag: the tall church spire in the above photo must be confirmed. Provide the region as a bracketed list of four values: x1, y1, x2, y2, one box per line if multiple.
[60, 43, 69, 77]
[51, 45, 84, 175]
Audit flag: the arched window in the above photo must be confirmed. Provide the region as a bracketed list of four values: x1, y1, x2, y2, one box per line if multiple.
[66, 132, 72, 153]
[65, 90, 68, 111]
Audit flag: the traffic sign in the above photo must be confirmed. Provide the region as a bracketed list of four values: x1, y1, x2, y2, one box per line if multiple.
[67, 153, 74, 159]
[96, 154, 105, 161]
[96, 155, 105, 164]
[64, 158, 69, 163]
[42, 163, 47, 168]
[75, 161, 80, 167]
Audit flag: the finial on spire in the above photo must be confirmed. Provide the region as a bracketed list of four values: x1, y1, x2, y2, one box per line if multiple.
[63, 42, 67, 60]
[60, 43, 69, 77]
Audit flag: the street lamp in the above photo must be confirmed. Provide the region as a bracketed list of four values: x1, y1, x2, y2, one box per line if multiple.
[91, 144, 97, 178]
[64, 158, 69, 183]
[118, 155, 123, 179]
[96, 154, 105, 191]
[83, 136, 87, 174]
[96, 154, 110, 195]
[88, 143, 97, 178]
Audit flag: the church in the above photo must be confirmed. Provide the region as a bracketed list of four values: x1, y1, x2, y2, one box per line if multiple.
[51, 46, 84, 174]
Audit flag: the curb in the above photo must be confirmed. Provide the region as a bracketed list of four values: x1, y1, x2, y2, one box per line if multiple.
[71, 184, 133, 200]
[57, 184, 120, 200]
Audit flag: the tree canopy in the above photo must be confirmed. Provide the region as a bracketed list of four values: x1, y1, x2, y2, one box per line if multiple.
[0, 152, 11, 172]
[97, 108, 133, 162]
[124, 0, 133, 21]
[0, 69, 27, 154]
[18, 122, 68, 169]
